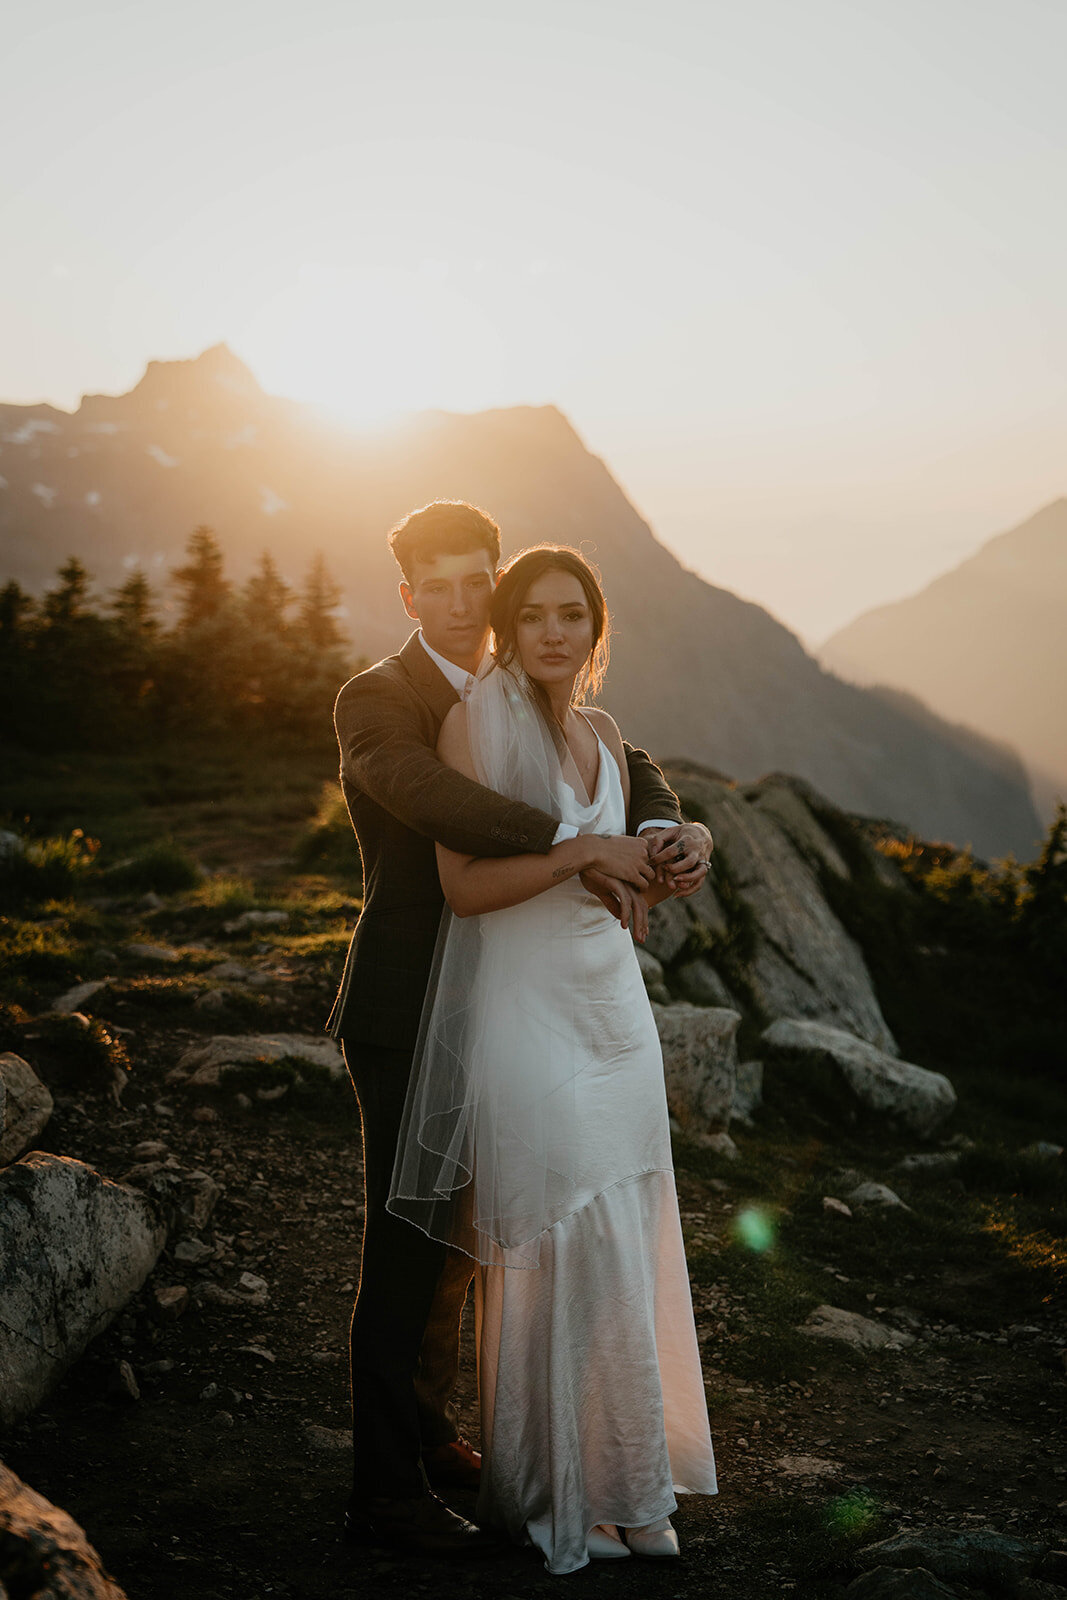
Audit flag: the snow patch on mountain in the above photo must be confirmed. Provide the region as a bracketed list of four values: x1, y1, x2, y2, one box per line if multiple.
[259, 487, 287, 516]
[146, 445, 179, 468]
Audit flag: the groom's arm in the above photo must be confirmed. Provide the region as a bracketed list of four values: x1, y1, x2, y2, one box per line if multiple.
[623, 741, 683, 833]
[335, 671, 559, 858]
[622, 741, 713, 898]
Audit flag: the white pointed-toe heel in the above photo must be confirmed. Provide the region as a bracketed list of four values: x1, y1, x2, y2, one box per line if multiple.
[587, 1524, 631, 1559]
[625, 1518, 680, 1558]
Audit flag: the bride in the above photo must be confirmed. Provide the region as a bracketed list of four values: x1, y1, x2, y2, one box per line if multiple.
[388, 545, 717, 1574]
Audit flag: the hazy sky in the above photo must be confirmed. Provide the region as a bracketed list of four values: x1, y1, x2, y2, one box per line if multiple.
[2, 0, 1064, 643]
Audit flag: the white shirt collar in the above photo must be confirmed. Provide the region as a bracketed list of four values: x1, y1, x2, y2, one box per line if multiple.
[418, 632, 482, 701]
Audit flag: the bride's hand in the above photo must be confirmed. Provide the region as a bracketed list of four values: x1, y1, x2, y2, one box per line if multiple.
[579, 870, 650, 942]
[587, 833, 654, 889]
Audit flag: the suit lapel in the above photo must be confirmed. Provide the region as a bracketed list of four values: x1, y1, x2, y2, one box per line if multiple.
[399, 631, 461, 728]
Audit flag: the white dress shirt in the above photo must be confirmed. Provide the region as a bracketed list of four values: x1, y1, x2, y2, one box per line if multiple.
[418, 632, 676, 845]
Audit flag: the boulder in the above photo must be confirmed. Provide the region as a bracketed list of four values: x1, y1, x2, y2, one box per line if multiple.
[800, 1304, 916, 1350]
[651, 1003, 740, 1131]
[0, 1054, 54, 1166]
[643, 898, 691, 967]
[222, 909, 289, 934]
[661, 767, 896, 1050]
[125, 942, 180, 963]
[845, 1569, 959, 1600]
[0, 1154, 166, 1427]
[0, 1459, 130, 1598]
[848, 1181, 910, 1210]
[51, 979, 110, 1015]
[634, 946, 669, 1003]
[855, 1528, 1047, 1590]
[675, 957, 736, 1008]
[731, 1059, 763, 1125]
[170, 1032, 345, 1087]
[761, 1019, 956, 1137]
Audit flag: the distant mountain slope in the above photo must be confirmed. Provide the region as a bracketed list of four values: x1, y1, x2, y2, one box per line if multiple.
[821, 499, 1067, 822]
[0, 346, 1042, 859]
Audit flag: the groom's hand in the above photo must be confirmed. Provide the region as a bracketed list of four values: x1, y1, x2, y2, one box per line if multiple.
[643, 822, 713, 898]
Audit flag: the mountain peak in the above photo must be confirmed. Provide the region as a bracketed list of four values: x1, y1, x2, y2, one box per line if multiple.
[133, 343, 262, 399]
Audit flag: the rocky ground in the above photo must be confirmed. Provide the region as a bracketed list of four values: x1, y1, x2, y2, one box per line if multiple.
[2, 873, 1065, 1600]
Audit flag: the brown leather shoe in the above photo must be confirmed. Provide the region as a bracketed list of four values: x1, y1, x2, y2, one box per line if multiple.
[344, 1491, 501, 1558]
[422, 1437, 482, 1491]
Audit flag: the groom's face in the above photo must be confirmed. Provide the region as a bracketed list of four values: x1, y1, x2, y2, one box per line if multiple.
[400, 547, 496, 671]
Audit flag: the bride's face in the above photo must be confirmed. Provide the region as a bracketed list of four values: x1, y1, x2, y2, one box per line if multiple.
[515, 568, 595, 692]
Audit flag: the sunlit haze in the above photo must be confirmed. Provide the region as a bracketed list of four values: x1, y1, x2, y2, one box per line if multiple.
[2, 0, 1064, 642]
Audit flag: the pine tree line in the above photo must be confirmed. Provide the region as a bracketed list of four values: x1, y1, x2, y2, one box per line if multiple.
[0, 528, 361, 750]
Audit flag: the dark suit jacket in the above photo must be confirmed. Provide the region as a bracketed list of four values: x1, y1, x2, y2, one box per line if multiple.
[327, 632, 683, 1052]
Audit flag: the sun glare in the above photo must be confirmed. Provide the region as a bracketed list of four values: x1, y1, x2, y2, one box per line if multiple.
[239, 264, 506, 429]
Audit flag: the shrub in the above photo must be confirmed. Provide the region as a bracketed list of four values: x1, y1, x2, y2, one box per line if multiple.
[292, 783, 361, 877]
[100, 839, 202, 894]
[0, 828, 99, 907]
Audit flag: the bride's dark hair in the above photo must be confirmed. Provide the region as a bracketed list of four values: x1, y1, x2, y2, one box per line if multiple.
[490, 545, 610, 708]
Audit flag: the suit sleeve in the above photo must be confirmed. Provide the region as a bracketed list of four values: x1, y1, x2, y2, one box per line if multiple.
[336, 673, 559, 857]
[623, 741, 683, 833]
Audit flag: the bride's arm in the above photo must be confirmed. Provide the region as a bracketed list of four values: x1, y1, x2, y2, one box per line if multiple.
[435, 705, 654, 917]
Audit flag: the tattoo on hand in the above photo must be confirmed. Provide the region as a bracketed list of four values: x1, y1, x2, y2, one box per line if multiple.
[551, 864, 576, 881]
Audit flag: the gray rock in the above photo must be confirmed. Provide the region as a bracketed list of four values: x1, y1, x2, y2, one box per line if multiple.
[800, 1304, 916, 1350]
[731, 1059, 763, 1125]
[848, 1181, 910, 1210]
[651, 1003, 740, 1130]
[762, 1019, 956, 1136]
[822, 1196, 853, 1218]
[0, 1153, 166, 1426]
[51, 979, 110, 1015]
[682, 875, 730, 939]
[194, 989, 229, 1014]
[1022, 1140, 1063, 1160]
[643, 897, 691, 966]
[171, 1032, 344, 1087]
[173, 1238, 213, 1265]
[856, 1529, 1046, 1589]
[222, 909, 289, 934]
[635, 945, 670, 1004]
[0, 1459, 130, 1597]
[675, 957, 736, 1008]
[0, 829, 26, 863]
[205, 960, 271, 987]
[126, 942, 180, 963]
[0, 1054, 54, 1166]
[845, 1568, 959, 1600]
[897, 1152, 961, 1175]
[304, 1423, 350, 1452]
[747, 775, 852, 880]
[661, 770, 896, 1049]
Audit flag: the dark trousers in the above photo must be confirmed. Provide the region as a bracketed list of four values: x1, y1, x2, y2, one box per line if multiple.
[343, 1039, 476, 1501]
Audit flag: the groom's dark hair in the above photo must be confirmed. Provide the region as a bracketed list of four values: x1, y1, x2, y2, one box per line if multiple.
[388, 500, 501, 584]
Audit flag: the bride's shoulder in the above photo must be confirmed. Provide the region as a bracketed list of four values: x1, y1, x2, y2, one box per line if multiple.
[579, 706, 624, 751]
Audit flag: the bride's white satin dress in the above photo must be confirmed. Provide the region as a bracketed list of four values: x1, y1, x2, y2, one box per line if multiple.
[472, 726, 718, 1574]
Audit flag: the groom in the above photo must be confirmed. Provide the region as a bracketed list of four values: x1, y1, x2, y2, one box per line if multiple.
[329, 500, 711, 1556]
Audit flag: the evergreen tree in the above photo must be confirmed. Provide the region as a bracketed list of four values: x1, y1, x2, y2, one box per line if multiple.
[172, 526, 232, 628]
[297, 553, 346, 651]
[243, 552, 292, 635]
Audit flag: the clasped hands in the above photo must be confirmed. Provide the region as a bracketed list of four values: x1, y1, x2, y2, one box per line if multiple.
[579, 822, 713, 944]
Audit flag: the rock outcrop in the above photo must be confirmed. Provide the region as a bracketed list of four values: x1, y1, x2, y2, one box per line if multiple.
[0, 1460, 129, 1599]
[761, 1019, 956, 1137]
[0, 1153, 166, 1427]
[651, 1003, 740, 1131]
[656, 766, 897, 1052]
[0, 1053, 54, 1166]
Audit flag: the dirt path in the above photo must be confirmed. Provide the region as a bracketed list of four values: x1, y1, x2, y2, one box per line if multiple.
[4, 928, 1066, 1599]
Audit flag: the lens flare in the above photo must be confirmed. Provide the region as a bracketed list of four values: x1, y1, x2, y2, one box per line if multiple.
[732, 1206, 776, 1253]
